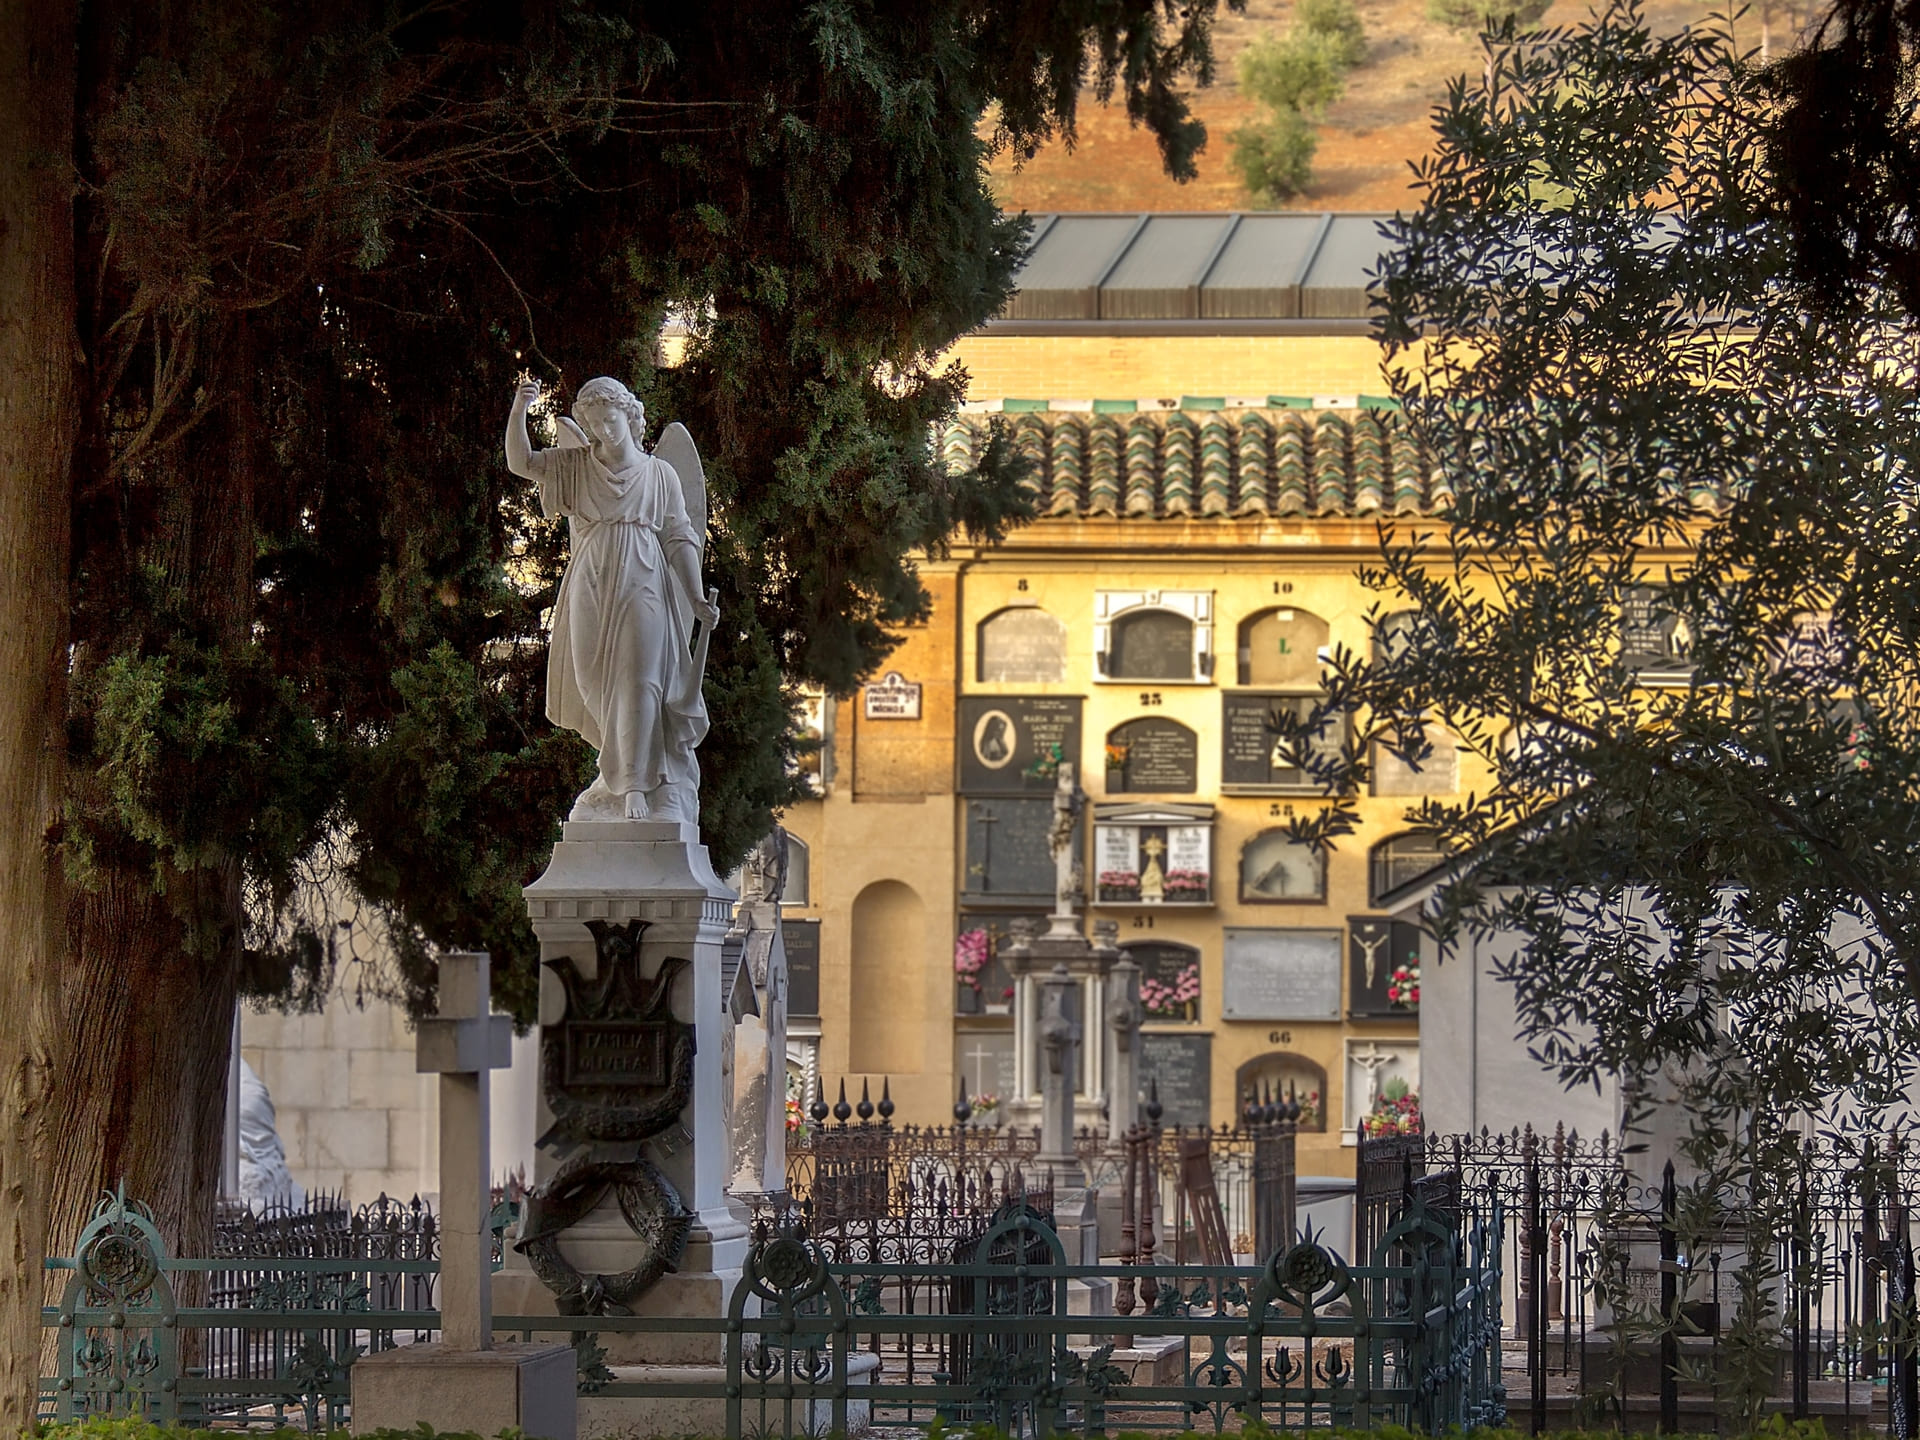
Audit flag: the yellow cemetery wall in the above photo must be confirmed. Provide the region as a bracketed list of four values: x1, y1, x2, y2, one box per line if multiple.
[939, 334, 1390, 403]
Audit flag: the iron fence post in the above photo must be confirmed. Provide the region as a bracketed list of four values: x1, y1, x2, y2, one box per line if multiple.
[1659, 1159, 1678, 1436]
[1794, 1158, 1810, 1420]
[1527, 1153, 1546, 1434]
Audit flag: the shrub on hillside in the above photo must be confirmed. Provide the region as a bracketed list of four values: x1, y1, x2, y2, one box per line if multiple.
[1231, 0, 1369, 203]
[1425, 0, 1552, 32]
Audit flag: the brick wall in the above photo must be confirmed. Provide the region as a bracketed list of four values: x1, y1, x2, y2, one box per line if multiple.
[939, 334, 1391, 401]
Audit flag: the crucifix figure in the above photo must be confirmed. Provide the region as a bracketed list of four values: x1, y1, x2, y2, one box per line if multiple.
[1350, 1041, 1394, 1119]
[416, 951, 513, 1349]
[1352, 923, 1389, 990]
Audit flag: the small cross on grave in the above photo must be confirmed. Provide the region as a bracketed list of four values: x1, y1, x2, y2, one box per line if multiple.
[416, 951, 513, 1350]
[965, 1040, 997, 1097]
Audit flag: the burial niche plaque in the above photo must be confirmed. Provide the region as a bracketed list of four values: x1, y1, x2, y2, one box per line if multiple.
[1140, 1032, 1212, 1127]
[1107, 717, 1199, 793]
[964, 797, 1075, 900]
[1221, 928, 1343, 1020]
[959, 696, 1084, 793]
[979, 607, 1068, 683]
[1222, 693, 1343, 792]
[782, 918, 821, 1019]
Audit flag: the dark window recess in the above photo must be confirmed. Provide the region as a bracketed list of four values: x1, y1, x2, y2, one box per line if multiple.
[782, 919, 821, 1018]
[1109, 610, 1195, 680]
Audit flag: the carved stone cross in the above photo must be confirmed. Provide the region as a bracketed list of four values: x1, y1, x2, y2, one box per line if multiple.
[417, 951, 513, 1350]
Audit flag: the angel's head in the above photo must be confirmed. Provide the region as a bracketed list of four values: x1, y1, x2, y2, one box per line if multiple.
[572, 376, 646, 448]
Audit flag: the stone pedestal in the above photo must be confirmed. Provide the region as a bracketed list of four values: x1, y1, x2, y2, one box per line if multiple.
[578, 1352, 882, 1440]
[352, 1342, 576, 1440]
[501, 818, 749, 1368]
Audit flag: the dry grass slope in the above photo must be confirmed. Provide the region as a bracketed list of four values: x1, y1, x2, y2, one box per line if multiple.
[989, 0, 1813, 214]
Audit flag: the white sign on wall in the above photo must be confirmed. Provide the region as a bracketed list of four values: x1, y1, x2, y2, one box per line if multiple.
[1096, 825, 1140, 874]
[1167, 825, 1210, 874]
[862, 671, 922, 720]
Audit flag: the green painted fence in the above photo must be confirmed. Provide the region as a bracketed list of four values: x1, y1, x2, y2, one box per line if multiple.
[44, 1187, 1505, 1436]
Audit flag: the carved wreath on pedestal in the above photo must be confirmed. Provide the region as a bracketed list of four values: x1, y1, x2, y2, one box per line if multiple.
[515, 918, 697, 1315]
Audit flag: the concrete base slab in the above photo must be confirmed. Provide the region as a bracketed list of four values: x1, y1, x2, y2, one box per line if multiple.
[579, 1352, 880, 1439]
[1082, 1333, 1186, 1385]
[351, 1342, 576, 1440]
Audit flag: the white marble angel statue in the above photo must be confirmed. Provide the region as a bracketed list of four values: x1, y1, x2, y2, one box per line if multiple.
[505, 375, 719, 824]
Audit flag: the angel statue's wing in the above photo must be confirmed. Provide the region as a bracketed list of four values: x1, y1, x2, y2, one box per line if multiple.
[554, 415, 591, 449]
[652, 421, 706, 557]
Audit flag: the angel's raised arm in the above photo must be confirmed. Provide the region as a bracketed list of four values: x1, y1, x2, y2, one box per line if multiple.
[504, 380, 541, 479]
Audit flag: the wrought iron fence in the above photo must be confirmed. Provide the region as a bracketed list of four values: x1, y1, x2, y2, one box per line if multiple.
[45, 1184, 1505, 1437]
[789, 1104, 1295, 1262]
[1411, 1126, 1920, 1435]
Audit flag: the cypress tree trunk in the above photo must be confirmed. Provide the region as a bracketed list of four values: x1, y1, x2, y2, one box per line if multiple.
[48, 318, 259, 1264]
[46, 868, 241, 1262]
[0, 0, 76, 1423]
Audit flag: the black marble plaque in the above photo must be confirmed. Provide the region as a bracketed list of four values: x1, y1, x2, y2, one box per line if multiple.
[1222, 693, 1340, 791]
[959, 696, 1084, 793]
[1621, 585, 1694, 676]
[562, 1022, 668, 1087]
[783, 919, 821, 1018]
[1123, 941, 1203, 1022]
[1140, 1032, 1213, 1127]
[963, 797, 1076, 900]
[1108, 717, 1198, 793]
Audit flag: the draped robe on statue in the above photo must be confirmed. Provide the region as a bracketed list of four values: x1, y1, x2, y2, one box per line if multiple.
[532, 444, 709, 819]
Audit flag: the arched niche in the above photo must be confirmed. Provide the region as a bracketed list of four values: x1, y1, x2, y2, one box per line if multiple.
[1104, 717, 1198, 794]
[1108, 609, 1195, 680]
[850, 880, 924, 1075]
[1238, 828, 1326, 903]
[1368, 832, 1450, 906]
[978, 606, 1068, 683]
[1237, 606, 1329, 687]
[1371, 720, 1461, 797]
[1122, 940, 1202, 1023]
[1235, 1051, 1329, 1132]
[1374, 608, 1420, 664]
[782, 834, 811, 906]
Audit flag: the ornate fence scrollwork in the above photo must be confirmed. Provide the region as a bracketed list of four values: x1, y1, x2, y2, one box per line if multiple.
[729, 1233, 850, 1440]
[55, 1188, 180, 1423]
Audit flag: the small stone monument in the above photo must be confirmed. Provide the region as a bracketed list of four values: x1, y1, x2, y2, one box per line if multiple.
[726, 826, 791, 1195]
[352, 952, 575, 1439]
[1103, 931, 1143, 1145]
[1005, 763, 1114, 1133]
[1036, 963, 1084, 1188]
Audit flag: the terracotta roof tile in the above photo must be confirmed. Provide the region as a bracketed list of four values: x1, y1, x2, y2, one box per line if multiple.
[943, 407, 1450, 519]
